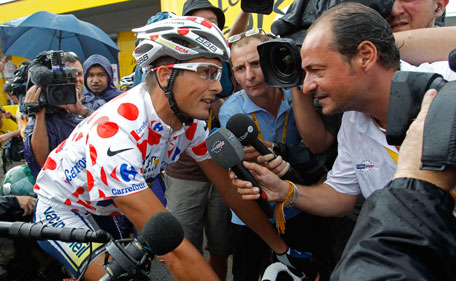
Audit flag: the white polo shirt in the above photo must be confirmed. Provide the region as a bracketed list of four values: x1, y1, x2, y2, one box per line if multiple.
[325, 111, 397, 198]
[325, 60, 456, 198]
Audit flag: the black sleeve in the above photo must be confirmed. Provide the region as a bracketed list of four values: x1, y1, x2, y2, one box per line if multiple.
[0, 196, 23, 221]
[331, 178, 456, 281]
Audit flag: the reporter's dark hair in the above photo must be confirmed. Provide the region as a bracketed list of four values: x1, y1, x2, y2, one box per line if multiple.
[310, 2, 400, 70]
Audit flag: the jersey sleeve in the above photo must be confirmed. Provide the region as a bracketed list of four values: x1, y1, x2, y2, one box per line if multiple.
[184, 121, 210, 162]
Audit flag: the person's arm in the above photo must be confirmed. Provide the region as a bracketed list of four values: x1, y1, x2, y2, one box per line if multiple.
[0, 129, 20, 143]
[30, 110, 49, 167]
[232, 160, 357, 217]
[24, 86, 50, 167]
[1, 111, 17, 123]
[15, 196, 36, 216]
[228, 11, 250, 37]
[112, 189, 219, 281]
[394, 26, 456, 66]
[198, 159, 288, 254]
[291, 87, 335, 154]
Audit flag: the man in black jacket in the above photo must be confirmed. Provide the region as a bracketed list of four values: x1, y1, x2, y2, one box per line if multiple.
[0, 195, 35, 221]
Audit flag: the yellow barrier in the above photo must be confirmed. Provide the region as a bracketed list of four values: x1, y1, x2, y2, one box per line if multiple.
[0, 105, 19, 133]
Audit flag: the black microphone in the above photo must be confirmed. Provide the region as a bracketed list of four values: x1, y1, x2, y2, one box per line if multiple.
[100, 211, 184, 281]
[206, 128, 273, 218]
[226, 113, 305, 183]
[226, 113, 272, 155]
[28, 65, 53, 89]
[0, 221, 111, 243]
[449, 48, 456, 72]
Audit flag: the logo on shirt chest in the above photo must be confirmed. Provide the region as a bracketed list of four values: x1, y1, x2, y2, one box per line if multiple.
[143, 155, 161, 175]
[356, 160, 376, 174]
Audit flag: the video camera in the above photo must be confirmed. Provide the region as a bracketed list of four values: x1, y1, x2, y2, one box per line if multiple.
[16, 50, 77, 115]
[386, 49, 456, 171]
[11, 61, 31, 98]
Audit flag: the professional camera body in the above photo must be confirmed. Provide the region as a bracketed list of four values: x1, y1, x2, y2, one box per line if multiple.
[258, 38, 303, 88]
[387, 51, 456, 171]
[256, 0, 395, 88]
[19, 50, 77, 115]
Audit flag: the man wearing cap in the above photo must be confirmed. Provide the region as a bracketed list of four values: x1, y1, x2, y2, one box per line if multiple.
[164, 1, 233, 279]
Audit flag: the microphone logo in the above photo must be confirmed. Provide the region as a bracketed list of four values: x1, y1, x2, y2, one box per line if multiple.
[209, 140, 225, 154]
[238, 125, 254, 142]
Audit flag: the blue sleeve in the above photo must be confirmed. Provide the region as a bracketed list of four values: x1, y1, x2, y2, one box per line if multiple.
[23, 119, 41, 177]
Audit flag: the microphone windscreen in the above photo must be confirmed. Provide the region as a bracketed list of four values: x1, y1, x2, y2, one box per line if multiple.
[141, 211, 184, 255]
[226, 113, 259, 146]
[28, 65, 53, 89]
[449, 48, 456, 72]
[206, 128, 244, 169]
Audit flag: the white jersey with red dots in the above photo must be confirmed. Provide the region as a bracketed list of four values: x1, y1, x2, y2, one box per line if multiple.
[33, 84, 210, 216]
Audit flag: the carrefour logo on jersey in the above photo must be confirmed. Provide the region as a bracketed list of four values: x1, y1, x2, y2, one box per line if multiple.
[120, 163, 138, 182]
[153, 121, 163, 132]
[112, 182, 146, 195]
[135, 121, 148, 135]
[65, 157, 87, 183]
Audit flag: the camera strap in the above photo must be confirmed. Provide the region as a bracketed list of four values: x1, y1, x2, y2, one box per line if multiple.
[421, 82, 456, 170]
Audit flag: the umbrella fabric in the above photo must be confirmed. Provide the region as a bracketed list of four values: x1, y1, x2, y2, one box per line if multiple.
[0, 11, 119, 63]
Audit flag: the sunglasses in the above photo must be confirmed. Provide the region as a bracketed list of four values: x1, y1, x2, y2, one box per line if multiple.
[227, 28, 276, 45]
[153, 62, 223, 81]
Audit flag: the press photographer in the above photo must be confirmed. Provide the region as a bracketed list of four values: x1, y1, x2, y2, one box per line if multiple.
[23, 50, 94, 177]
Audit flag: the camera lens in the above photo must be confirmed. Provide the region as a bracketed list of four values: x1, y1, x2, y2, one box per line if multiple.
[258, 38, 303, 88]
[268, 44, 301, 86]
[273, 46, 297, 76]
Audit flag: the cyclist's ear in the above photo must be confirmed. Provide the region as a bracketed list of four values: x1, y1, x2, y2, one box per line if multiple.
[155, 66, 172, 87]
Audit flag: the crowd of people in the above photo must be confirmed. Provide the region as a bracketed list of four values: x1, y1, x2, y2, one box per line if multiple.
[0, 0, 454, 280]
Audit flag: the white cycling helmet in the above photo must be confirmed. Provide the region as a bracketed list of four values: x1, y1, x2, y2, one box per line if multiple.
[132, 16, 230, 72]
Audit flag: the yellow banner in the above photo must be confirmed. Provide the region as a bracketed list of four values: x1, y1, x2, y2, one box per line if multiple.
[120, 0, 294, 80]
[160, 0, 294, 35]
[117, 31, 137, 79]
[0, 0, 129, 24]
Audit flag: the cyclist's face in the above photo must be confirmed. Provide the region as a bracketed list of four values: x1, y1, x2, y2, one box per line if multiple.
[173, 57, 222, 121]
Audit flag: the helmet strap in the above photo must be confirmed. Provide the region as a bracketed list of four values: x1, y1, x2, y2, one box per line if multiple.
[154, 68, 194, 126]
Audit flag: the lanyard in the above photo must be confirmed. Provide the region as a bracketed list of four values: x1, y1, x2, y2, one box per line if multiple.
[242, 90, 289, 143]
[207, 108, 213, 131]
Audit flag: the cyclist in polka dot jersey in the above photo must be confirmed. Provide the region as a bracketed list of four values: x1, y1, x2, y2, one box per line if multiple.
[32, 16, 248, 280]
